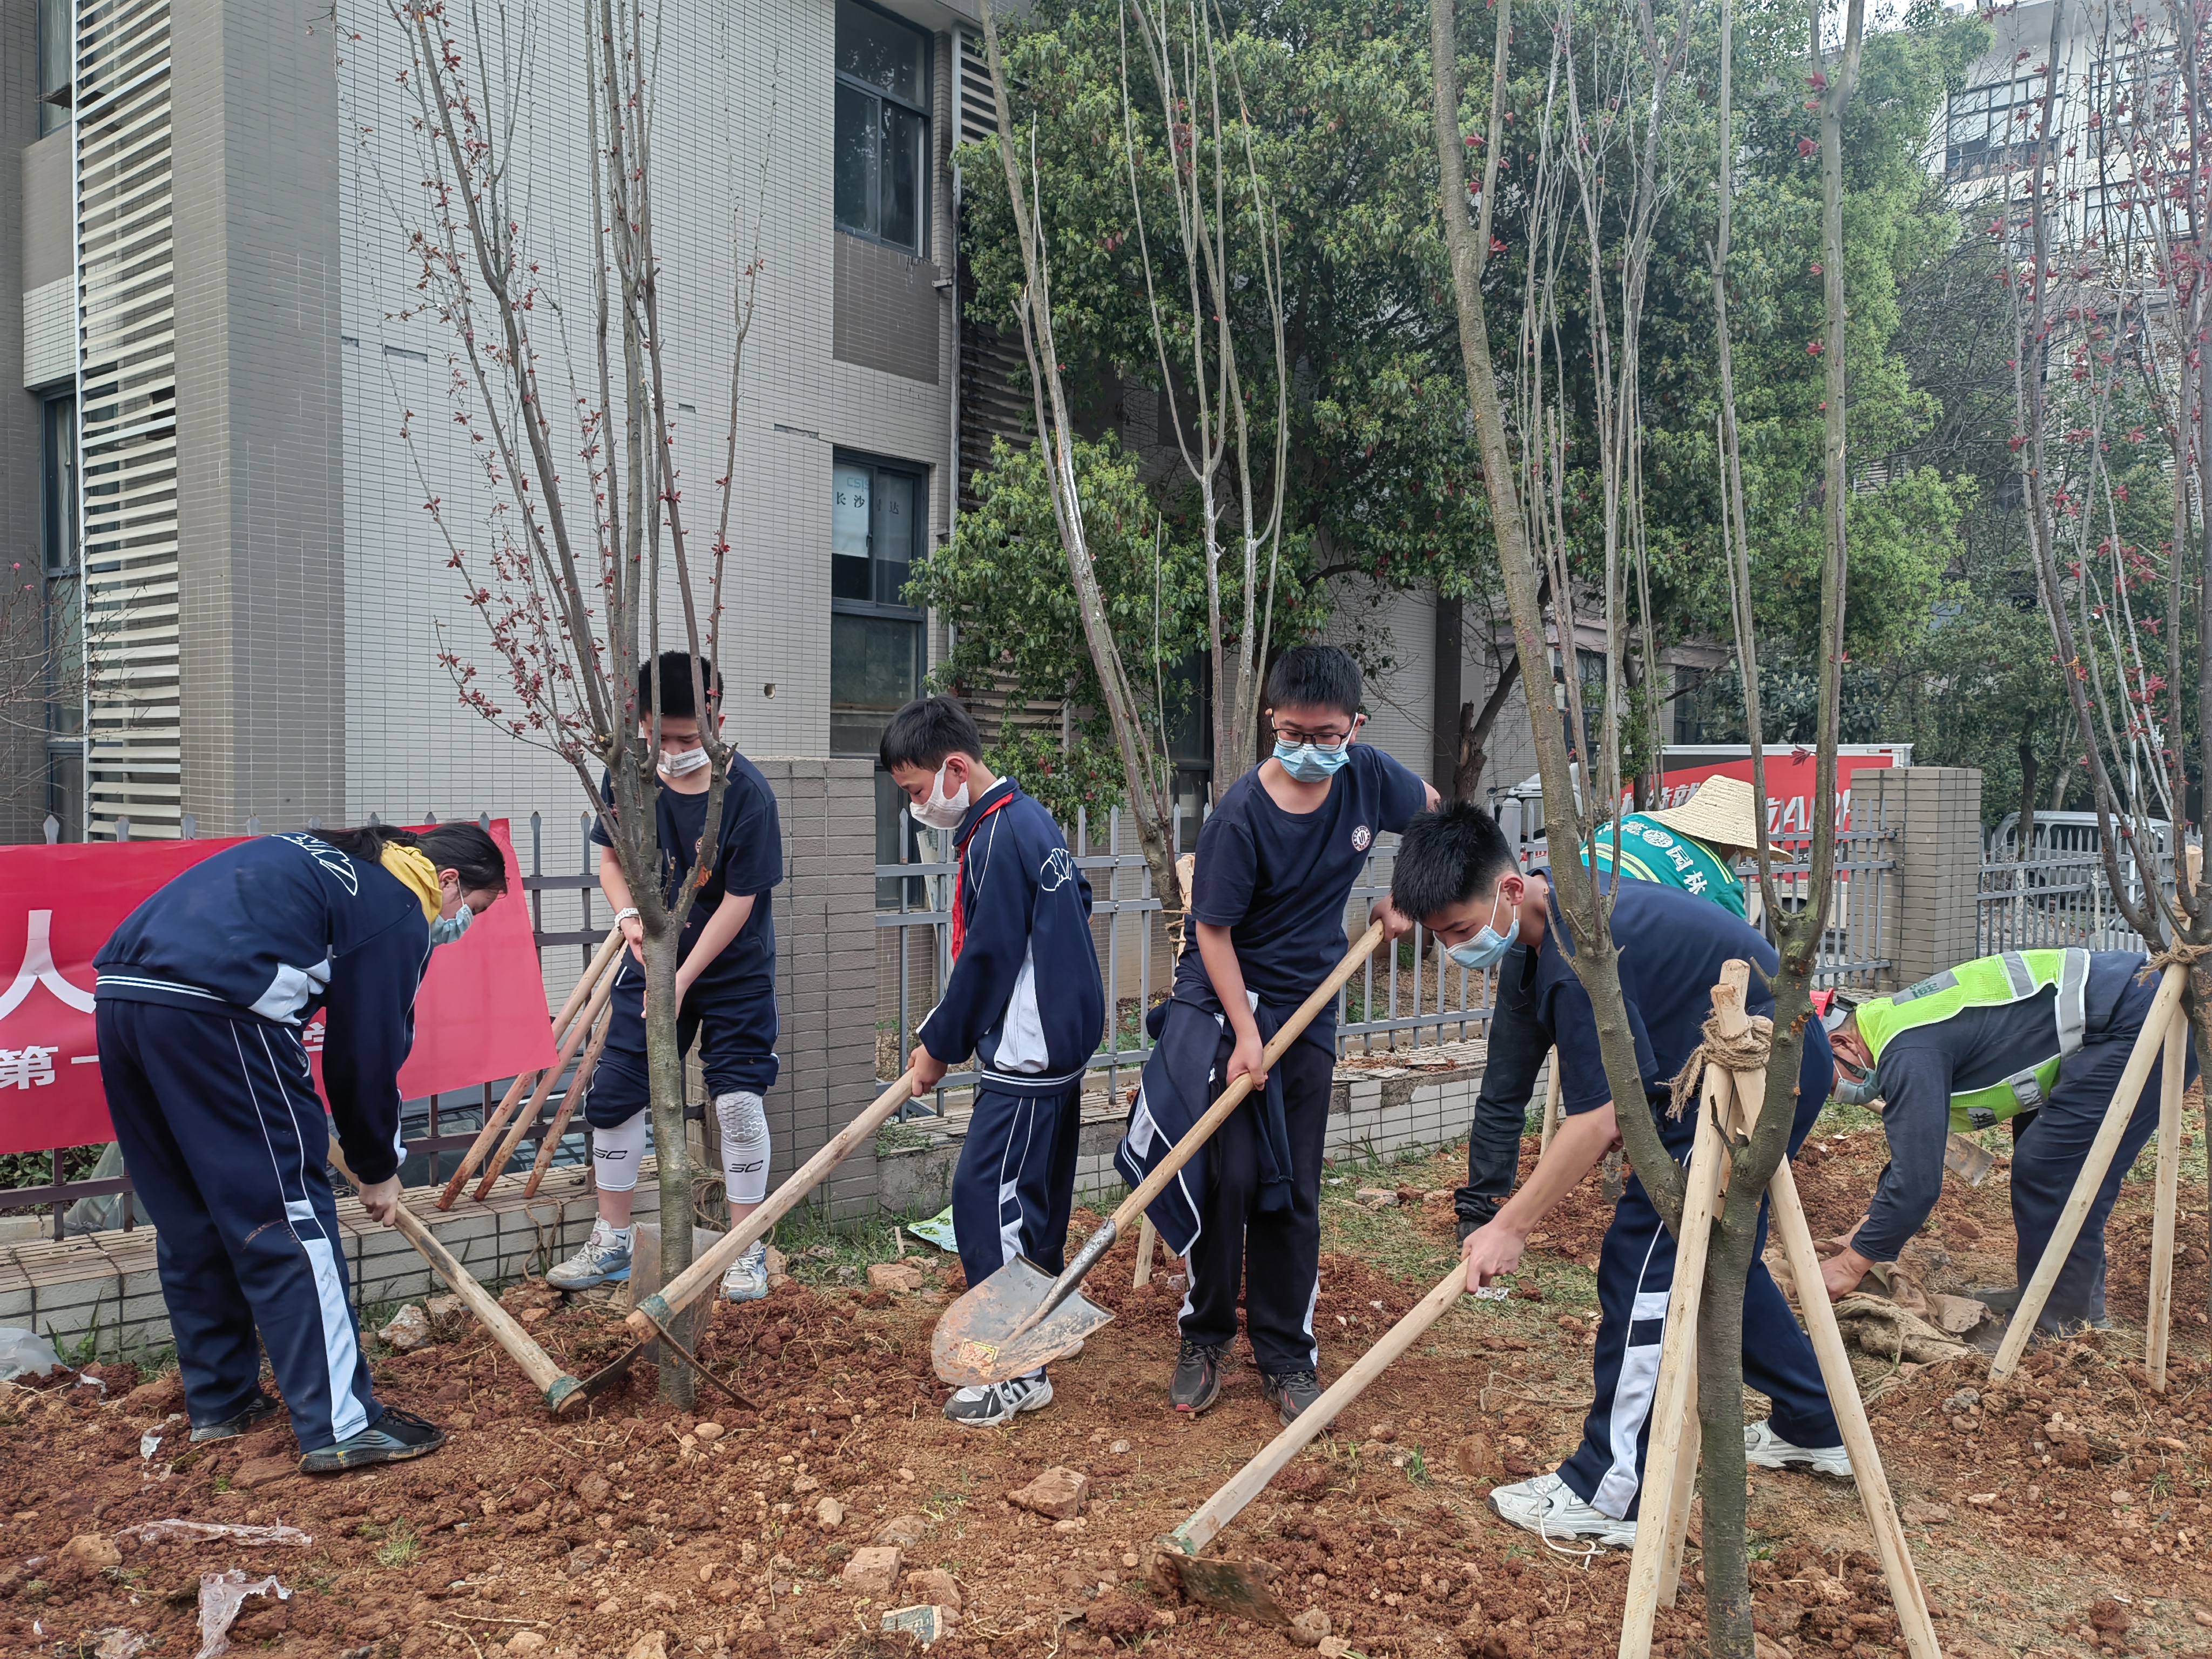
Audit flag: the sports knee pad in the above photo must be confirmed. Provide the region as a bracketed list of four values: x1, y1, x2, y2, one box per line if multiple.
[590, 1110, 649, 1195]
[716, 1090, 770, 1204]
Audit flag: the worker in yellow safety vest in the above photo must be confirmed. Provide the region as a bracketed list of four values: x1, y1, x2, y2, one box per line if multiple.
[1817, 947, 2195, 1337]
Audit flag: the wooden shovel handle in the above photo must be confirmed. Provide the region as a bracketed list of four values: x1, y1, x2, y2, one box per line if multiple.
[326, 1142, 580, 1408]
[1109, 920, 1386, 1239]
[626, 1070, 922, 1339]
[441, 960, 621, 1208]
[474, 997, 616, 1202]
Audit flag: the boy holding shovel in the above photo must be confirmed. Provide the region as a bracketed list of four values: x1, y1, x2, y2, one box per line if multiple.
[1393, 801, 1845, 1548]
[1118, 645, 1436, 1424]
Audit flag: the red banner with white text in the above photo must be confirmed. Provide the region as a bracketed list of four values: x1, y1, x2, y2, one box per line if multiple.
[0, 822, 557, 1156]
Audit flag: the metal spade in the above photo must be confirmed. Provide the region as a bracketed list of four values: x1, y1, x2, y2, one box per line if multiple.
[931, 921, 1387, 1388]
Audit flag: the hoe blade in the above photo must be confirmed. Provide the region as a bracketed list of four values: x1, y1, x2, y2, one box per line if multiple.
[930, 1256, 1113, 1386]
[1166, 1550, 1290, 1626]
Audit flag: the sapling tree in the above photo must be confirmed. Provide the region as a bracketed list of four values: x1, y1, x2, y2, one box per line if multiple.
[343, 0, 775, 1404]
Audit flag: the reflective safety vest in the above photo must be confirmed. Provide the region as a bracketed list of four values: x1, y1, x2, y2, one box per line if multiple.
[1855, 948, 2090, 1131]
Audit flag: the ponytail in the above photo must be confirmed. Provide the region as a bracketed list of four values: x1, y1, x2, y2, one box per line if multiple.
[313, 823, 509, 895]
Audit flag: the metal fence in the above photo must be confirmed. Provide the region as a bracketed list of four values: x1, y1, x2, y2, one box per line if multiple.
[876, 805, 1505, 1121]
[1977, 845, 2179, 956]
[5, 811, 610, 1239]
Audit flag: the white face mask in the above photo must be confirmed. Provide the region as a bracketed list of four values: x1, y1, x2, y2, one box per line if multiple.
[429, 903, 475, 948]
[658, 745, 709, 777]
[911, 763, 972, 832]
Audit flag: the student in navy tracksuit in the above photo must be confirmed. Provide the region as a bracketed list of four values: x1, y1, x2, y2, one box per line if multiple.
[93, 822, 508, 1472]
[1392, 804, 1844, 1549]
[882, 696, 1105, 1428]
[1118, 645, 1438, 1426]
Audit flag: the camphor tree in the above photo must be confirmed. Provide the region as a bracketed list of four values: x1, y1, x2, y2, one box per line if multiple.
[341, 0, 775, 1404]
[1433, 0, 1854, 1650]
[2000, 0, 2212, 1328]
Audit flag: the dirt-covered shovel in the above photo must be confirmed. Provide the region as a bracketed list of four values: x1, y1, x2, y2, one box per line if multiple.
[931, 922, 1387, 1389]
[1156, 1260, 1472, 1622]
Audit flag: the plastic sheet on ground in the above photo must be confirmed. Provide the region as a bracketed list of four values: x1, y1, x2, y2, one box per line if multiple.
[195, 1569, 288, 1658]
[0, 1327, 63, 1381]
[905, 1206, 959, 1252]
[117, 1520, 315, 1548]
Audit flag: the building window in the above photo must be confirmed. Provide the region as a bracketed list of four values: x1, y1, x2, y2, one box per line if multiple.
[834, 0, 929, 255]
[830, 452, 929, 898]
[42, 395, 83, 840]
[39, 0, 72, 136]
[1945, 78, 2047, 179]
[43, 397, 78, 575]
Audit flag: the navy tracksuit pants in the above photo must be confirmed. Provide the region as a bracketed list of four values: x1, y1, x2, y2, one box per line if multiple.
[2011, 966, 2198, 1330]
[951, 1082, 1084, 1304]
[1558, 1064, 1839, 1521]
[97, 1000, 382, 1449]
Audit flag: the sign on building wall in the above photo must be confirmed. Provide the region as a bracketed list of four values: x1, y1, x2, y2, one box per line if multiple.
[0, 822, 556, 1156]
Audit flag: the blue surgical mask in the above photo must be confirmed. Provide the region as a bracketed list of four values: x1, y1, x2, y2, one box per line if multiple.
[1273, 738, 1353, 783]
[429, 904, 476, 948]
[1833, 1060, 1878, 1107]
[1445, 892, 1519, 971]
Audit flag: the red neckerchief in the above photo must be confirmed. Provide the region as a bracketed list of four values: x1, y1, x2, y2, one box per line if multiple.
[949, 787, 1017, 962]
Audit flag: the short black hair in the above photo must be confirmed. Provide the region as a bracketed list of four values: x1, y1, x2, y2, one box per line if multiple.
[1265, 644, 1362, 720]
[879, 695, 983, 773]
[1390, 801, 1516, 923]
[316, 823, 509, 895]
[638, 652, 723, 721]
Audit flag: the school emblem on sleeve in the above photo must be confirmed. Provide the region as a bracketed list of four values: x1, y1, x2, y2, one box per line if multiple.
[1351, 825, 1372, 852]
[1039, 847, 1075, 891]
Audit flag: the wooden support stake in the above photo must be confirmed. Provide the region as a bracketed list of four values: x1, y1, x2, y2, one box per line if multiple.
[2146, 1004, 2188, 1391]
[1537, 1048, 1563, 1156]
[497, 999, 614, 1202]
[442, 960, 619, 1209]
[1133, 1215, 1159, 1289]
[1615, 967, 1745, 1659]
[1992, 963, 2188, 1379]
[1653, 1346, 1699, 1607]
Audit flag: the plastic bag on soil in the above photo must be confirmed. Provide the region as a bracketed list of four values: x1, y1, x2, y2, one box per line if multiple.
[905, 1206, 959, 1252]
[117, 1520, 314, 1549]
[195, 1569, 288, 1658]
[0, 1327, 63, 1381]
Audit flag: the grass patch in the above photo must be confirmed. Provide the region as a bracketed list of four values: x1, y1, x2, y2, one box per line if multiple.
[1320, 1144, 1460, 1286]
[374, 1520, 422, 1568]
[768, 1209, 940, 1287]
[873, 1122, 934, 1155]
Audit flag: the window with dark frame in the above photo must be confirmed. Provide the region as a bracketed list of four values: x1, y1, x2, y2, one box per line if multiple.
[38, 0, 72, 137]
[830, 451, 930, 901]
[833, 0, 930, 255]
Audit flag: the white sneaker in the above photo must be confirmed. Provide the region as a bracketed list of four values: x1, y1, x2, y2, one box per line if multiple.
[941, 1372, 1053, 1428]
[1744, 1419, 1852, 1477]
[546, 1219, 633, 1290]
[721, 1241, 770, 1304]
[1486, 1472, 1637, 1549]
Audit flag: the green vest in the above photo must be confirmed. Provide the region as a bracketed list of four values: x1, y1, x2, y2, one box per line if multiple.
[1583, 814, 1748, 918]
[1855, 949, 2090, 1131]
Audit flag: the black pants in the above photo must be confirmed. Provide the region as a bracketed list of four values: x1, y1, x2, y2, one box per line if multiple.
[1456, 943, 1546, 1227]
[1179, 1035, 1334, 1376]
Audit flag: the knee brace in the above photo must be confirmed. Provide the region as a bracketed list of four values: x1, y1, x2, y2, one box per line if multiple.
[716, 1090, 770, 1205]
[590, 1110, 649, 1195]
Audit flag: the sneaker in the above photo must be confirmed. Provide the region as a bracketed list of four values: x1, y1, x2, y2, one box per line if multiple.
[1487, 1472, 1637, 1549]
[1262, 1369, 1324, 1426]
[1169, 1338, 1229, 1415]
[299, 1406, 446, 1474]
[942, 1372, 1053, 1428]
[1744, 1419, 1851, 1478]
[190, 1393, 284, 1444]
[546, 1219, 633, 1290]
[721, 1241, 770, 1303]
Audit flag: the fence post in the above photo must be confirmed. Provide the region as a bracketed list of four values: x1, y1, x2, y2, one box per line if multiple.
[116, 817, 130, 842]
[180, 813, 197, 839]
[1868, 767, 1983, 992]
[246, 816, 260, 836]
[44, 814, 59, 844]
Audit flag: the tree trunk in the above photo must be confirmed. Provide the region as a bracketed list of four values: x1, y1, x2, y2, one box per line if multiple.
[1695, 1208, 1757, 1650]
[1456, 653, 1522, 805]
[642, 924, 695, 1408]
[1434, 593, 1466, 798]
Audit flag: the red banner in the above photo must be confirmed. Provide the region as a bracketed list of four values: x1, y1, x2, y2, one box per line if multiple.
[1654, 749, 1905, 837]
[0, 822, 558, 1156]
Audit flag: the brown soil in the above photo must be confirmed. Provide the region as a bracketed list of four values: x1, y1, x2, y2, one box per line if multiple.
[4, 1135, 2210, 1659]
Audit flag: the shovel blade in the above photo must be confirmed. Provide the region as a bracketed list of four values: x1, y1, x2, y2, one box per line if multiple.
[556, 1341, 645, 1413]
[931, 1256, 1114, 1386]
[1166, 1550, 1290, 1626]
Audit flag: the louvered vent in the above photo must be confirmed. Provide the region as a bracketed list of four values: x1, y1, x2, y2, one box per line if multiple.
[76, 0, 180, 839]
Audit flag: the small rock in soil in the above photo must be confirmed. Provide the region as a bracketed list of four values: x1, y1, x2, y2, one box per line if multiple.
[1354, 1189, 1399, 1209]
[815, 1498, 845, 1529]
[1901, 1501, 1950, 1525]
[867, 1262, 926, 1292]
[843, 1545, 903, 1595]
[59, 1534, 121, 1573]
[1367, 1421, 1396, 1443]
[233, 1456, 297, 1491]
[380, 1305, 432, 1352]
[906, 1567, 961, 1609]
[624, 1634, 667, 1659]
[2088, 1598, 2130, 1634]
[1453, 1434, 1500, 1478]
[1009, 1466, 1089, 1520]
[876, 1514, 926, 1547]
[1087, 1599, 1151, 1638]
[1287, 1608, 1333, 1647]
[693, 1421, 724, 1441]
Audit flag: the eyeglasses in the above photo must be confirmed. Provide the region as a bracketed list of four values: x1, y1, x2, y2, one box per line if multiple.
[1272, 715, 1361, 746]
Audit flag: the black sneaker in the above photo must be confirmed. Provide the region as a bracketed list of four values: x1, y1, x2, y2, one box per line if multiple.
[1262, 1370, 1323, 1426]
[1169, 1339, 1228, 1415]
[189, 1393, 285, 1444]
[298, 1406, 446, 1474]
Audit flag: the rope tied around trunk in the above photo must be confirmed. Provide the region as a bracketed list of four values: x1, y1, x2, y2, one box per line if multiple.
[1665, 1012, 1775, 1119]
[2137, 940, 2212, 986]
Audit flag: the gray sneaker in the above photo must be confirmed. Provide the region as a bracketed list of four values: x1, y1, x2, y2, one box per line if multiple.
[721, 1240, 770, 1303]
[942, 1372, 1053, 1427]
[547, 1220, 633, 1290]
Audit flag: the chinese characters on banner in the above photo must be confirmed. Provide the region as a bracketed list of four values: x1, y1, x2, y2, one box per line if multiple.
[1651, 751, 1901, 837]
[0, 823, 558, 1158]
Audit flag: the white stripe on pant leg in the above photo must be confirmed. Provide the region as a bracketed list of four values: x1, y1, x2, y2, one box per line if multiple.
[998, 1098, 1037, 1267]
[1298, 1270, 1320, 1370]
[238, 1027, 369, 1444]
[1592, 1237, 1677, 1519]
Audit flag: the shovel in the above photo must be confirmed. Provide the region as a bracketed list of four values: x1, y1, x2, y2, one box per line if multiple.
[931, 920, 1387, 1388]
[1158, 1258, 1472, 1622]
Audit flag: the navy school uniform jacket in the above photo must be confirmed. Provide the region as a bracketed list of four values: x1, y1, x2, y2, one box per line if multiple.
[93, 833, 432, 1184]
[916, 778, 1105, 1096]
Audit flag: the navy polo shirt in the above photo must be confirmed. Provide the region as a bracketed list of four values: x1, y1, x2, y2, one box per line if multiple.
[1523, 872, 1830, 1155]
[1176, 744, 1429, 1025]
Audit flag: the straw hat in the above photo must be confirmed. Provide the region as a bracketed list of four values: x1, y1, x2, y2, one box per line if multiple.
[1644, 774, 1760, 855]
